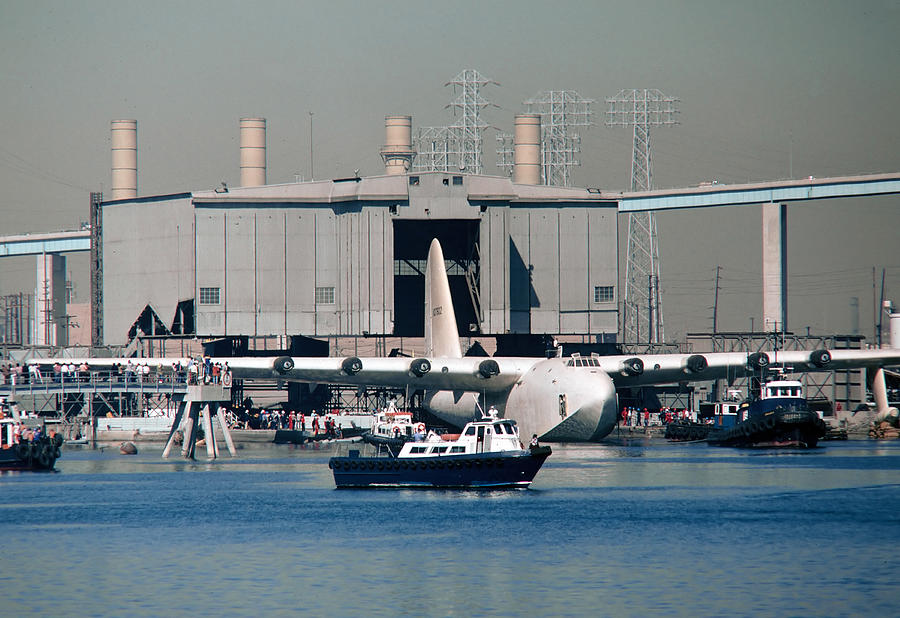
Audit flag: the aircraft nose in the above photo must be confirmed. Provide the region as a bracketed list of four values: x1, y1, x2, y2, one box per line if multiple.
[579, 396, 619, 441]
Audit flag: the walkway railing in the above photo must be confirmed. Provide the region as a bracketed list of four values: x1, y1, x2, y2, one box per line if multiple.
[0, 370, 191, 399]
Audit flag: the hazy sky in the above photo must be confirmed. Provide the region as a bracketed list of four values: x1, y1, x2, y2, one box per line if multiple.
[1, 0, 898, 341]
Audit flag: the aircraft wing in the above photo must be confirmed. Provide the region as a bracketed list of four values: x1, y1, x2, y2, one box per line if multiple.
[598, 348, 900, 388]
[36, 354, 529, 393]
[220, 355, 529, 393]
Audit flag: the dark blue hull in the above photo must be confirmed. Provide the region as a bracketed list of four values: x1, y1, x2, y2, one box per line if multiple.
[0, 438, 62, 471]
[707, 408, 826, 448]
[329, 446, 552, 489]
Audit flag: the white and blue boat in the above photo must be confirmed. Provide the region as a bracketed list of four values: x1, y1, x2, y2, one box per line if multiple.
[329, 410, 551, 489]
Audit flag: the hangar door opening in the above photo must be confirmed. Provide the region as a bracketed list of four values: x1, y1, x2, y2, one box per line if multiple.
[393, 220, 481, 337]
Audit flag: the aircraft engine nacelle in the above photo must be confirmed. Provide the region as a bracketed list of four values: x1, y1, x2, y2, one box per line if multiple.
[273, 356, 294, 374]
[620, 358, 644, 377]
[341, 357, 362, 375]
[683, 355, 708, 374]
[809, 349, 832, 368]
[478, 359, 500, 378]
[747, 352, 770, 370]
[409, 358, 432, 377]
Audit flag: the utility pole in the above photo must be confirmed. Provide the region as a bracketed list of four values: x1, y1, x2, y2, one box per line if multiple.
[872, 266, 877, 343]
[713, 265, 721, 333]
[308, 111, 314, 181]
[877, 268, 886, 347]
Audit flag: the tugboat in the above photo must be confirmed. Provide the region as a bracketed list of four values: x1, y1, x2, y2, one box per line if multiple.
[0, 418, 64, 471]
[706, 379, 827, 448]
[360, 402, 423, 456]
[329, 409, 552, 489]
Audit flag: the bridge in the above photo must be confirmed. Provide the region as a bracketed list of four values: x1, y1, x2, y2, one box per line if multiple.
[615, 172, 900, 212]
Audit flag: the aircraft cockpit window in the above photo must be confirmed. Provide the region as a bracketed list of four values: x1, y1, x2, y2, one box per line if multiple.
[567, 359, 575, 367]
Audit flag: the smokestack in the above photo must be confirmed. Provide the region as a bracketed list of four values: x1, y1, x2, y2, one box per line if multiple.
[380, 115, 415, 175]
[513, 114, 542, 185]
[111, 119, 137, 200]
[240, 117, 267, 187]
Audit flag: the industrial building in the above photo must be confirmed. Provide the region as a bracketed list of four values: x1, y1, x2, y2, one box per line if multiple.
[96, 116, 620, 348]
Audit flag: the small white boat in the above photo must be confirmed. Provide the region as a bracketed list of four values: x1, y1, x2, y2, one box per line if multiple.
[330, 409, 552, 489]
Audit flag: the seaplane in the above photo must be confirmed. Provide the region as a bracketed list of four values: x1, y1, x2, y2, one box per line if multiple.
[48, 240, 900, 442]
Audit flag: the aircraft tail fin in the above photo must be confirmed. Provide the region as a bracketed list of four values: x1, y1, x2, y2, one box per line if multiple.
[425, 239, 462, 358]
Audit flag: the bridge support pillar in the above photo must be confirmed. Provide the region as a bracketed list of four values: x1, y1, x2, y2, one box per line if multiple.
[762, 203, 787, 333]
[35, 252, 67, 346]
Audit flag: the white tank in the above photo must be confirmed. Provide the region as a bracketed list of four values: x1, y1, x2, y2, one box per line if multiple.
[513, 114, 541, 185]
[111, 119, 137, 200]
[380, 115, 414, 175]
[240, 118, 266, 187]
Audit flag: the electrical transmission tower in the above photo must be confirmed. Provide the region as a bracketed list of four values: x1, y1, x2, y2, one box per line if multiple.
[413, 69, 496, 174]
[496, 90, 593, 186]
[606, 88, 679, 344]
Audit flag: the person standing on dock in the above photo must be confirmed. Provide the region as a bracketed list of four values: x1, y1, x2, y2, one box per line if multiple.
[300, 412, 306, 433]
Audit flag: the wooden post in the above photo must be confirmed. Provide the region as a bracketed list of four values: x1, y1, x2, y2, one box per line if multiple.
[182, 402, 200, 459]
[202, 405, 215, 459]
[216, 407, 237, 457]
[162, 401, 187, 459]
[208, 403, 221, 458]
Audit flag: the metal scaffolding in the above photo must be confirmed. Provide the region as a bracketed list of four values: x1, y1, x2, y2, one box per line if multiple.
[496, 90, 593, 187]
[686, 331, 867, 412]
[413, 69, 496, 175]
[606, 88, 679, 343]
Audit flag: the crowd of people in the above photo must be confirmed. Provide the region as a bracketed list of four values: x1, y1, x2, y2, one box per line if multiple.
[0, 357, 233, 388]
[620, 406, 698, 427]
[234, 407, 343, 438]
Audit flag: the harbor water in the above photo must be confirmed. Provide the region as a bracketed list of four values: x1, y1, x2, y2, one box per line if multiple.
[2, 438, 899, 616]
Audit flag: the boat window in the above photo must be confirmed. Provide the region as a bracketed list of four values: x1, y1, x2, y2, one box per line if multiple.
[493, 423, 506, 434]
[450, 446, 465, 453]
[465, 426, 476, 436]
[432, 446, 448, 454]
[410, 446, 427, 454]
[503, 422, 516, 434]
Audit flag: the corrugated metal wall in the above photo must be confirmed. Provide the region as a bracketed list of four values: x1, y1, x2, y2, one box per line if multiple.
[101, 180, 617, 344]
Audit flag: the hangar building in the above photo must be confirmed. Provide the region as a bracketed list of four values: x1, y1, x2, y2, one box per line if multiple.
[95, 117, 619, 347]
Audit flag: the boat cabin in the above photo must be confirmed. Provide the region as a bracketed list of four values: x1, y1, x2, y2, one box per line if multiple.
[749, 379, 809, 417]
[397, 414, 524, 458]
[369, 404, 418, 440]
[760, 380, 804, 400]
